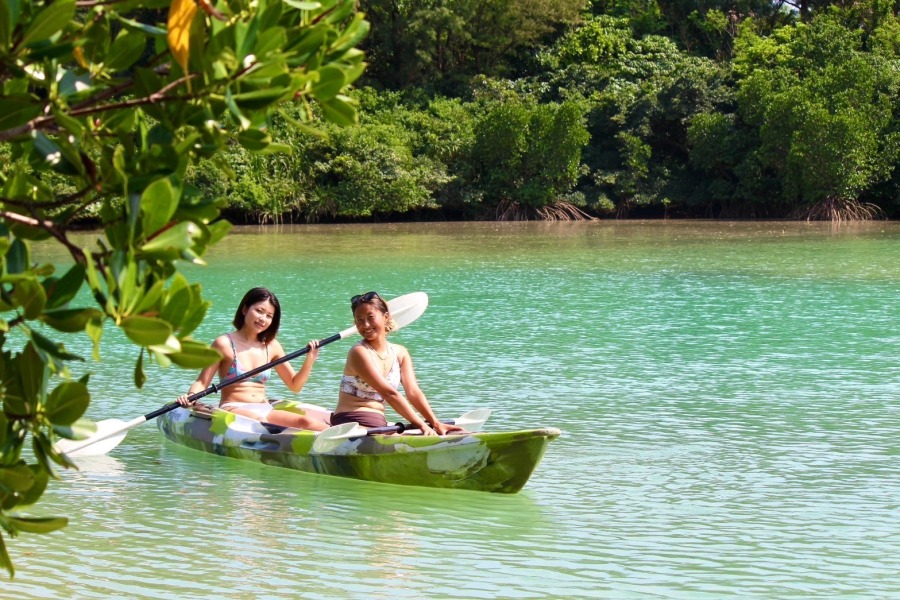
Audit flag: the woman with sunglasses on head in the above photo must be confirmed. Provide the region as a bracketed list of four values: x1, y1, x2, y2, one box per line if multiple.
[332, 291, 465, 435]
[176, 287, 331, 431]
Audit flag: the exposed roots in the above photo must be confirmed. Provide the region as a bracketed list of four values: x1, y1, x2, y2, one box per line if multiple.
[792, 197, 886, 222]
[536, 202, 597, 221]
[492, 200, 596, 221]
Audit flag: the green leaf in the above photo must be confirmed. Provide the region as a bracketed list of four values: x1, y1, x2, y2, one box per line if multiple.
[31, 132, 81, 175]
[0, 95, 42, 131]
[120, 316, 173, 346]
[45, 380, 90, 425]
[207, 220, 233, 246]
[0, 533, 13, 578]
[52, 417, 97, 441]
[17, 344, 45, 413]
[40, 308, 102, 333]
[115, 15, 167, 37]
[140, 176, 180, 236]
[44, 263, 85, 309]
[311, 65, 346, 101]
[140, 222, 201, 262]
[225, 88, 251, 130]
[0, 0, 21, 51]
[57, 69, 95, 102]
[16, 465, 49, 507]
[30, 329, 82, 366]
[148, 333, 182, 354]
[11, 276, 46, 319]
[0, 462, 35, 493]
[178, 296, 209, 338]
[6, 238, 29, 274]
[20, 0, 75, 47]
[7, 516, 68, 534]
[85, 313, 103, 360]
[160, 279, 190, 327]
[282, 0, 321, 8]
[132, 279, 165, 316]
[318, 94, 358, 126]
[134, 350, 147, 388]
[105, 29, 147, 73]
[168, 339, 222, 368]
[325, 13, 369, 59]
[285, 24, 327, 66]
[231, 87, 289, 111]
[237, 128, 272, 151]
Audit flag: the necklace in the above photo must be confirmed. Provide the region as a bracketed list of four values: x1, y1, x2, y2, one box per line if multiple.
[366, 342, 389, 361]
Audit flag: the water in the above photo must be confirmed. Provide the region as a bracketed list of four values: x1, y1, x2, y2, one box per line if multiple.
[5, 221, 900, 598]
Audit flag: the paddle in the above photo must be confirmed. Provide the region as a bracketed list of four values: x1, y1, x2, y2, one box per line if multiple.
[310, 408, 492, 454]
[55, 292, 430, 458]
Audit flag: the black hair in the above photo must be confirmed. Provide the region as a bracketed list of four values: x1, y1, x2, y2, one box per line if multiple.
[233, 287, 281, 342]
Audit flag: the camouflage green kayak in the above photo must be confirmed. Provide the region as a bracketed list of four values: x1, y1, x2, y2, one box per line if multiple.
[158, 405, 560, 494]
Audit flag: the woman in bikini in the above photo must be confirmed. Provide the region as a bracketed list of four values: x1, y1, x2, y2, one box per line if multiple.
[176, 287, 330, 431]
[332, 291, 464, 435]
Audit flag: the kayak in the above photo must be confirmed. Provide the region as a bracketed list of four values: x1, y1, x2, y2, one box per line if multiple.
[157, 405, 560, 494]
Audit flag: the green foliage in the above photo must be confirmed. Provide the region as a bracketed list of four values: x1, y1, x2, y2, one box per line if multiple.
[302, 122, 447, 218]
[359, 0, 586, 90]
[468, 98, 589, 217]
[0, 0, 368, 576]
[734, 13, 900, 216]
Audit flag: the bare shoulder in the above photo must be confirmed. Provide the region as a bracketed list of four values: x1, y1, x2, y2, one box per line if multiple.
[391, 342, 411, 360]
[211, 335, 232, 352]
[267, 338, 286, 359]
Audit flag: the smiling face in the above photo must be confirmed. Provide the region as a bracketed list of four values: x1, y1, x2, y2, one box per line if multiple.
[233, 287, 281, 342]
[353, 302, 390, 340]
[243, 300, 277, 338]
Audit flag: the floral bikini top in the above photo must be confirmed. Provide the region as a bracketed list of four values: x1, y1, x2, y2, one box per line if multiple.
[224, 333, 271, 384]
[339, 341, 400, 403]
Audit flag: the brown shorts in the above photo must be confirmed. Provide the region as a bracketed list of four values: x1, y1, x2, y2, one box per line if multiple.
[330, 411, 388, 428]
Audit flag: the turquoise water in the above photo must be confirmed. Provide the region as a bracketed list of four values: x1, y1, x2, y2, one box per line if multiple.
[5, 221, 900, 598]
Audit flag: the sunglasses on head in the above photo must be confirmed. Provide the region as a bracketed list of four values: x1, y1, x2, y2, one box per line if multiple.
[351, 291, 381, 308]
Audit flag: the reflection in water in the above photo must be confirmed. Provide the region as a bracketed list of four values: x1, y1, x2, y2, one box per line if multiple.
[10, 221, 900, 598]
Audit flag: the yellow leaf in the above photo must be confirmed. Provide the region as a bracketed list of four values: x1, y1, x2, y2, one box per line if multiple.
[73, 46, 88, 69]
[168, 0, 198, 76]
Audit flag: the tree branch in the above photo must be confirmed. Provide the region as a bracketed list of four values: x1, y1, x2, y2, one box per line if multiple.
[0, 71, 199, 143]
[0, 210, 87, 264]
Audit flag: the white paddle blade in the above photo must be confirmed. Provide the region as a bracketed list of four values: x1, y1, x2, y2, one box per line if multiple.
[388, 291, 429, 330]
[453, 408, 491, 432]
[54, 418, 135, 457]
[336, 291, 430, 340]
[310, 422, 368, 454]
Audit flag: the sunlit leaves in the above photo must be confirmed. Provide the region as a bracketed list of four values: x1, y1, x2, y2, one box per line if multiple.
[119, 316, 174, 347]
[45, 381, 89, 425]
[0, 0, 369, 577]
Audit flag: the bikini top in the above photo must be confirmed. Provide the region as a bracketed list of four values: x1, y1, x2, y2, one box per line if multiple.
[339, 342, 400, 403]
[224, 333, 271, 384]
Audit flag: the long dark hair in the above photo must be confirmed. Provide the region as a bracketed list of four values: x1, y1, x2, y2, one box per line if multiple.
[233, 287, 281, 342]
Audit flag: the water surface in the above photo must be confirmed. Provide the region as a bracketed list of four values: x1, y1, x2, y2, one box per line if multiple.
[6, 221, 900, 598]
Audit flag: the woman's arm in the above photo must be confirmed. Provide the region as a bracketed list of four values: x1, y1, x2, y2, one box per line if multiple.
[346, 345, 432, 431]
[395, 346, 462, 435]
[273, 339, 319, 393]
[177, 336, 227, 405]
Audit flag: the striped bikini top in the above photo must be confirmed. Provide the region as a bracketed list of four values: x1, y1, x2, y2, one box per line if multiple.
[224, 333, 270, 384]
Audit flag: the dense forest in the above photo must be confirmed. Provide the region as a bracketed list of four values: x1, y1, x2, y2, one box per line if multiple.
[5, 1, 900, 222]
[184, 0, 900, 222]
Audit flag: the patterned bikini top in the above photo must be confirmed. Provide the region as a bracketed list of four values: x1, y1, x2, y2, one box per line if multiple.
[224, 333, 271, 384]
[339, 342, 400, 403]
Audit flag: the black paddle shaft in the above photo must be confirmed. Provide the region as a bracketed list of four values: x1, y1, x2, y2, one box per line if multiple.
[144, 333, 343, 421]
